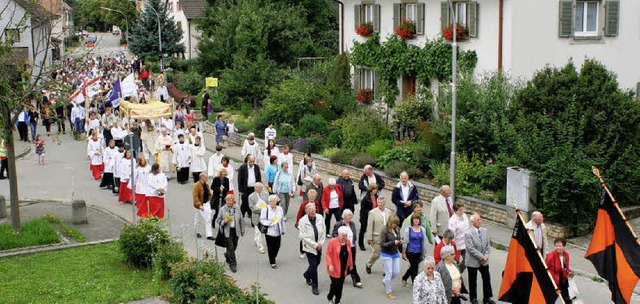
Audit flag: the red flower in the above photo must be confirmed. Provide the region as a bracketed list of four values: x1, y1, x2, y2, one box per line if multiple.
[441, 23, 469, 41]
[395, 20, 416, 40]
[356, 88, 373, 104]
[356, 22, 375, 37]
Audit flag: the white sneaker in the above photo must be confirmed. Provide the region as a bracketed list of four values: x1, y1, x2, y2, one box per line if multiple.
[299, 253, 306, 259]
[258, 248, 265, 254]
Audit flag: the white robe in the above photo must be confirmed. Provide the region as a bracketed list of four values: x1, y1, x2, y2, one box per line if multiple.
[279, 152, 294, 174]
[241, 141, 262, 160]
[103, 146, 118, 173]
[189, 144, 207, 172]
[155, 135, 174, 173]
[113, 150, 125, 178]
[119, 157, 133, 181]
[172, 128, 185, 144]
[158, 117, 174, 133]
[141, 128, 158, 159]
[146, 173, 168, 197]
[263, 147, 280, 168]
[110, 127, 126, 141]
[85, 118, 101, 136]
[129, 165, 151, 194]
[87, 139, 103, 165]
[172, 142, 190, 168]
[207, 153, 224, 177]
[187, 131, 204, 147]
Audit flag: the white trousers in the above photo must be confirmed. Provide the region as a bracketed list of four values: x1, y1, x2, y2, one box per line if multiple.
[194, 203, 214, 238]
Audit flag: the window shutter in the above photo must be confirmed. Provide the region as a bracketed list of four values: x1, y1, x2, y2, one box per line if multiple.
[417, 2, 425, 35]
[374, 4, 381, 33]
[374, 70, 380, 101]
[354, 4, 361, 30]
[441, 1, 450, 30]
[354, 67, 361, 89]
[558, 0, 574, 38]
[468, 1, 478, 38]
[604, 0, 620, 37]
[393, 3, 402, 31]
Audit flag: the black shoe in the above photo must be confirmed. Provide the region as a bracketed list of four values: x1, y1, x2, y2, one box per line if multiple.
[303, 272, 312, 286]
[312, 288, 319, 295]
[0, 176, 6, 180]
[483, 299, 496, 304]
[359, 245, 366, 251]
[206, 236, 215, 241]
[365, 265, 371, 274]
[470, 299, 479, 304]
[230, 265, 237, 273]
[196, 233, 202, 238]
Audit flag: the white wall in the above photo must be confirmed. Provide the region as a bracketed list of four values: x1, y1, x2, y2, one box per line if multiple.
[167, 0, 191, 59]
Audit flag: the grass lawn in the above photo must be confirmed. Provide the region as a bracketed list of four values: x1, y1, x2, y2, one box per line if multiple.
[0, 215, 86, 250]
[0, 243, 171, 303]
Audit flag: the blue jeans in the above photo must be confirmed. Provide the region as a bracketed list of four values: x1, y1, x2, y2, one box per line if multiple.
[74, 119, 84, 134]
[29, 122, 37, 141]
[382, 255, 400, 294]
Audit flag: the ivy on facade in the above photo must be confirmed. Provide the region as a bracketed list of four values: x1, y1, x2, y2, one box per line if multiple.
[350, 33, 478, 105]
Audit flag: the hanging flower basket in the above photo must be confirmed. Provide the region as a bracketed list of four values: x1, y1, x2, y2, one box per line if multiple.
[356, 22, 375, 37]
[395, 20, 416, 40]
[356, 88, 373, 104]
[441, 23, 469, 41]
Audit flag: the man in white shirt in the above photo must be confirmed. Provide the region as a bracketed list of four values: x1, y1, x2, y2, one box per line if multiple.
[71, 103, 85, 137]
[238, 154, 262, 221]
[241, 133, 262, 160]
[264, 123, 276, 145]
[525, 211, 548, 256]
[155, 82, 169, 102]
[16, 108, 29, 142]
[430, 185, 453, 243]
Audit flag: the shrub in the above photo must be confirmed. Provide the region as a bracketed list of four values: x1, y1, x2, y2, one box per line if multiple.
[351, 154, 378, 168]
[148, 63, 160, 73]
[152, 240, 187, 281]
[384, 160, 423, 178]
[276, 137, 296, 148]
[299, 114, 328, 138]
[326, 129, 343, 148]
[255, 74, 315, 125]
[329, 149, 356, 164]
[299, 135, 325, 153]
[365, 139, 393, 158]
[234, 118, 254, 133]
[169, 59, 193, 72]
[393, 95, 434, 130]
[170, 259, 274, 304]
[377, 148, 414, 169]
[86, 26, 94, 32]
[145, 55, 160, 63]
[118, 218, 171, 269]
[334, 109, 391, 152]
[279, 123, 296, 138]
[175, 72, 204, 96]
[321, 147, 340, 159]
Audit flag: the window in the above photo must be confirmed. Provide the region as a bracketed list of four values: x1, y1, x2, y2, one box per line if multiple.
[575, 1, 598, 36]
[440, 1, 478, 38]
[167, 2, 173, 12]
[176, 1, 181, 11]
[405, 3, 417, 22]
[394, 3, 425, 35]
[354, 3, 381, 33]
[362, 68, 375, 89]
[5, 29, 20, 43]
[177, 21, 182, 33]
[354, 67, 379, 101]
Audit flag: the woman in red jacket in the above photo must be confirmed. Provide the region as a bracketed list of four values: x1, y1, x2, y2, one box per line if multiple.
[321, 178, 344, 237]
[325, 226, 353, 304]
[546, 237, 574, 304]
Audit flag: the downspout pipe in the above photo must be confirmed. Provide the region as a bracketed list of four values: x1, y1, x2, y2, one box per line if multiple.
[333, 0, 344, 54]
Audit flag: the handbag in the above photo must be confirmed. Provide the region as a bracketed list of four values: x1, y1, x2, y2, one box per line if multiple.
[568, 277, 579, 299]
[214, 228, 226, 247]
[258, 208, 269, 234]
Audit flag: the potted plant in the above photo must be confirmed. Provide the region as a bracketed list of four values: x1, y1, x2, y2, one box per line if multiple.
[356, 22, 375, 37]
[395, 20, 416, 40]
[356, 88, 373, 104]
[441, 23, 469, 41]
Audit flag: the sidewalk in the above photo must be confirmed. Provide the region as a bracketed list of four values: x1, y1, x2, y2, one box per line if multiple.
[201, 127, 640, 295]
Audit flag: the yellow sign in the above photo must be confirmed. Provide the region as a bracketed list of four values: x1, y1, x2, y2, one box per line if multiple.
[206, 77, 218, 87]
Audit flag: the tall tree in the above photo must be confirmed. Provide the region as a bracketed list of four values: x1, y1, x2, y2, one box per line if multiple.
[129, 0, 184, 59]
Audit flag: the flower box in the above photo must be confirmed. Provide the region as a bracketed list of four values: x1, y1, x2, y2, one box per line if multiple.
[356, 88, 373, 104]
[395, 20, 416, 40]
[442, 23, 469, 41]
[356, 22, 375, 37]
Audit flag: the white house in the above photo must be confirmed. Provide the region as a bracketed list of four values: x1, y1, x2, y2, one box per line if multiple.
[0, 0, 53, 79]
[37, 0, 74, 61]
[167, 0, 204, 59]
[339, 0, 639, 101]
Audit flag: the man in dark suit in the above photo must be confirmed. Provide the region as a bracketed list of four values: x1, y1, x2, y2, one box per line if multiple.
[237, 154, 261, 221]
[337, 169, 358, 212]
[465, 213, 495, 304]
[358, 164, 386, 200]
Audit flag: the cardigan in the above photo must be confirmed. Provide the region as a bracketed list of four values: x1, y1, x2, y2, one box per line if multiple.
[325, 237, 353, 279]
[546, 250, 572, 286]
[192, 180, 211, 209]
[321, 184, 344, 211]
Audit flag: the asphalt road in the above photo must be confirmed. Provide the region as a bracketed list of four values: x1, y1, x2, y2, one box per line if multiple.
[2, 32, 637, 304]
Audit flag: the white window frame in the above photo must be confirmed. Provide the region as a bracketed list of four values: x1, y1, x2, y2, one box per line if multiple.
[574, 1, 599, 37]
[364, 4, 375, 23]
[405, 3, 417, 22]
[453, 2, 468, 26]
[362, 68, 375, 90]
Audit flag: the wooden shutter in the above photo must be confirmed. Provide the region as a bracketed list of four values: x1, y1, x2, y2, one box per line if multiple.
[604, 0, 620, 37]
[373, 70, 380, 101]
[417, 2, 425, 35]
[558, 0, 574, 38]
[353, 67, 361, 89]
[354, 4, 361, 30]
[468, 1, 478, 37]
[393, 3, 402, 31]
[441, 1, 450, 30]
[374, 4, 381, 33]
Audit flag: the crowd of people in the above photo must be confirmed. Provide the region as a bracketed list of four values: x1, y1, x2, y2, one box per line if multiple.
[18, 52, 577, 304]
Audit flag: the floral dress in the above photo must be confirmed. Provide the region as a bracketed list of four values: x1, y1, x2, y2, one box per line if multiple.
[412, 271, 447, 304]
[35, 140, 45, 155]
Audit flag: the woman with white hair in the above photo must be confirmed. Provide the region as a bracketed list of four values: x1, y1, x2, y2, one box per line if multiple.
[260, 194, 286, 269]
[331, 209, 363, 288]
[325, 226, 353, 304]
[435, 246, 466, 304]
[321, 177, 344, 237]
[413, 256, 447, 304]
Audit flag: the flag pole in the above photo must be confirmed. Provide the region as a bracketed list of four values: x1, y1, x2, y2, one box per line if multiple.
[515, 209, 565, 303]
[592, 166, 640, 242]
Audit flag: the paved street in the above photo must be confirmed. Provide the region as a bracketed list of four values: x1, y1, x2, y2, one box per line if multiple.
[2, 33, 638, 303]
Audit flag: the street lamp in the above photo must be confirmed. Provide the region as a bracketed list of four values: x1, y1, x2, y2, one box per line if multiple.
[134, 0, 163, 71]
[100, 7, 129, 43]
[446, 0, 458, 200]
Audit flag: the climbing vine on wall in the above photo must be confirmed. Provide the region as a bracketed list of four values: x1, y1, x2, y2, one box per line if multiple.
[350, 33, 478, 105]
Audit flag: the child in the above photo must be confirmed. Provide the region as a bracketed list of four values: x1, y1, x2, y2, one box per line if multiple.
[187, 110, 195, 126]
[35, 134, 45, 165]
[226, 119, 238, 146]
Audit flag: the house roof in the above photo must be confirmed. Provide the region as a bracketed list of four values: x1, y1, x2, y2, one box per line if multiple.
[180, 0, 206, 19]
[12, 0, 53, 22]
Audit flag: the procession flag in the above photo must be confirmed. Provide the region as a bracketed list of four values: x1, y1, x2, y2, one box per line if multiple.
[498, 210, 561, 304]
[104, 80, 122, 108]
[68, 77, 99, 105]
[585, 168, 640, 304]
[121, 73, 137, 98]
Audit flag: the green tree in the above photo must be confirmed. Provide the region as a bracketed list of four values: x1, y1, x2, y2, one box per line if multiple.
[129, 0, 184, 59]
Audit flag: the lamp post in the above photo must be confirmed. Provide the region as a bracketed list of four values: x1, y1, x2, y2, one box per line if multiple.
[136, 1, 163, 71]
[447, 0, 458, 200]
[100, 7, 129, 44]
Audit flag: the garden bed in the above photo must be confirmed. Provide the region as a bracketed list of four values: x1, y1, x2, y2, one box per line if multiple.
[0, 215, 85, 250]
